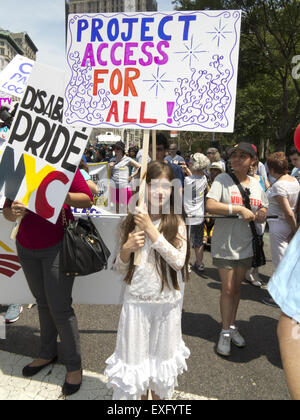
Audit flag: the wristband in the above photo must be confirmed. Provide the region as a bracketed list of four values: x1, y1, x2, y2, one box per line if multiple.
[228, 204, 233, 215]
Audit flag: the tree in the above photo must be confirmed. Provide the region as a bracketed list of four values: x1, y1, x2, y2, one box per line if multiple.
[173, 0, 300, 155]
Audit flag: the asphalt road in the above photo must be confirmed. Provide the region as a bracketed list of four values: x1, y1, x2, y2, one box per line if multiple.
[0, 233, 290, 400]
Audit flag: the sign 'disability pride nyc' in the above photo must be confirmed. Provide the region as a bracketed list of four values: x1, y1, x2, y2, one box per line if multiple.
[0, 63, 91, 225]
[64, 10, 241, 132]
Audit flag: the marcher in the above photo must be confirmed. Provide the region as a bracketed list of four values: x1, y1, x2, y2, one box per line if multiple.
[149, 133, 185, 188]
[266, 152, 299, 269]
[203, 162, 225, 246]
[3, 170, 93, 396]
[105, 161, 190, 400]
[79, 159, 99, 195]
[206, 142, 268, 357]
[288, 145, 300, 181]
[263, 152, 300, 307]
[109, 141, 141, 213]
[245, 158, 270, 287]
[183, 153, 210, 275]
[267, 227, 300, 400]
[165, 143, 185, 165]
[206, 147, 226, 172]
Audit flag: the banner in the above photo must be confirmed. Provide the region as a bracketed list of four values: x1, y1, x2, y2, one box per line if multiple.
[0, 212, 125, 304]
[64, 10, 241, 132]
[0, 55, 34, 98]
[0, 63, 91, 224]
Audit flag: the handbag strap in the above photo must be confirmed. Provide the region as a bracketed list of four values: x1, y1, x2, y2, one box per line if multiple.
[61, 207, 91, 229]
[228, 171, 258, 238]
[61, 207, 67, 228]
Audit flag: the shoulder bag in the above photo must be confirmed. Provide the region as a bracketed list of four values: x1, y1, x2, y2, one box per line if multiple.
[61, 208, 111, 277]
[229, 172, 266, 268]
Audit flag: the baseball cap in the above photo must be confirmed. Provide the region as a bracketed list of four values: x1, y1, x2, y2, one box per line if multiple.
[228, 142, 255, 158]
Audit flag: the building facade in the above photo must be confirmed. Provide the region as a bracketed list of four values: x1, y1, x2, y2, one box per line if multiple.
[0, 28, 37, 71]
[68, 0, 157, 13]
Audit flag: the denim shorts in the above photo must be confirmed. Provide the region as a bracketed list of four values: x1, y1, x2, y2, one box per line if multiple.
[190, 223, 204, 248]
[268, 228, 300, 324]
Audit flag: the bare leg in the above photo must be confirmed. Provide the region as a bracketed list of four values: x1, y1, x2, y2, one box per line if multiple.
[230, 266, 247, 326]
[219, 267, 246, 330]
[277, 313, 300, 400]
[194, 245, 204, 266]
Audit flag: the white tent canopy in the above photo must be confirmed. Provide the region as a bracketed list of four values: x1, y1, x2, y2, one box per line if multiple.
[96, 132, 121, 144]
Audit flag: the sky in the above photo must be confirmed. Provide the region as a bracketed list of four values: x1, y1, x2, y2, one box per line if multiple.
[2, 0, 176, 71]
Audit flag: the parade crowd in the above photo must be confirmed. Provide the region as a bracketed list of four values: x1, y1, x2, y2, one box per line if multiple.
[2, 134, 300, 400]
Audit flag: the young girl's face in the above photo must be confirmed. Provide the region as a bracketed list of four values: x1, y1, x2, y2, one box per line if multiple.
[147, 174, 172, 213]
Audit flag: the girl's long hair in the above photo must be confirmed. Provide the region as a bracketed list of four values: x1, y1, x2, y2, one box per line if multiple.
[120, 161, 190, 291]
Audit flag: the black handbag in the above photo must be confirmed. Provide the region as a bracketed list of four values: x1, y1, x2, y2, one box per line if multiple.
[229, 172, 266, 268]
[61, 209, 111, 277]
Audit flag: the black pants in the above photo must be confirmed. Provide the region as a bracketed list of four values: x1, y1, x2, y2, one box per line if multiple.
[16, 240, 81, 372]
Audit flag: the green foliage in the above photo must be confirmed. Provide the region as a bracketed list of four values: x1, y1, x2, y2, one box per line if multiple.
[173, 0, 300, 156]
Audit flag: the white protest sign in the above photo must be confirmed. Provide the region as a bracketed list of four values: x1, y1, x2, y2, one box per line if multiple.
[0, 212, 125, 304]
[87, 162, 111, 209]
[0, 63, 91, 224]
[0, 55, 34, 98]
[64, 10, 241, 132]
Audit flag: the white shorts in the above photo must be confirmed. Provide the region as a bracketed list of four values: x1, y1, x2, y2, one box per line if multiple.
[104, 301, 190, 400]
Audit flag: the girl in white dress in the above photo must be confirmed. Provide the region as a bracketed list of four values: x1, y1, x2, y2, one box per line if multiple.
[105, 161, 190, 400]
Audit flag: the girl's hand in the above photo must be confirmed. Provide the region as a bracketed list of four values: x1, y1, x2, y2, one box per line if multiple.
[123, 231, 145, 253]
[11, 201, 27, 218]
[133, 206, 153, 233]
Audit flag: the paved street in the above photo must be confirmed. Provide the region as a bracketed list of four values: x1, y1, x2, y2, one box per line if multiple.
[0, 233, 290, 400]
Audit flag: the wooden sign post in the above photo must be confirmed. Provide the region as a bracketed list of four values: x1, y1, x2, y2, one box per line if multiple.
[134, 129, 150, 266]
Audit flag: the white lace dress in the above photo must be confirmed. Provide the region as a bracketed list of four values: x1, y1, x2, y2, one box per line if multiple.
[104, 219, 190, 400]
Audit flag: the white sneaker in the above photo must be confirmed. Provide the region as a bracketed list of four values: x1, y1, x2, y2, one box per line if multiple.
[217, 332, 231, 357]
[230, 327, 246, 348]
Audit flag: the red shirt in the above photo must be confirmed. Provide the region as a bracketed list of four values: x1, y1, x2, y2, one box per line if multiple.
[4, 169, 93, 250]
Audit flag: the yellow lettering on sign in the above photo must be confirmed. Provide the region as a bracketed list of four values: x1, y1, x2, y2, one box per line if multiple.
[0, 240, 14, 253]
[22, 154, 55, 206]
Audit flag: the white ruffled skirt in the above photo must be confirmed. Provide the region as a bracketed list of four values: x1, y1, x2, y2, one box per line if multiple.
[105, 301, 190, 400]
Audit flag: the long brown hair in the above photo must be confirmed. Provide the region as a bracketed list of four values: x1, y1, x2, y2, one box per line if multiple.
[120, 161, 190, 291]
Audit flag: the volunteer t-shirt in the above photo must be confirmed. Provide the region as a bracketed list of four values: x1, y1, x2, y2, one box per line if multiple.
[111, 156, 135, 189]
[206, 173, 269, 260]
[184, 175, 207, 225]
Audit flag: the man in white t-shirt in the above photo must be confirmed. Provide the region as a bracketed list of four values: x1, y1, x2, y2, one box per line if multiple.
[165, 143, 185, 165]
[288, 146, 300, 181]
[183, 153, 210, 275]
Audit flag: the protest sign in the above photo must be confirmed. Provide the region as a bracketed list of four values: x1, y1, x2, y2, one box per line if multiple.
[87, 162, 111, 209]
[64, 10, 241, 132]
[0, 63, 91, 224]
[0, 55, 34, 98]
[0, 212, 125, 304]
